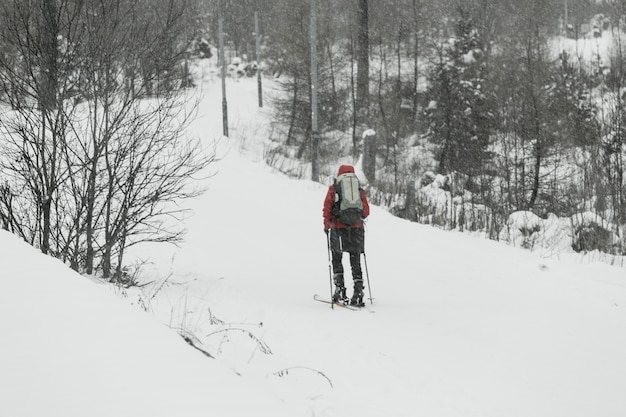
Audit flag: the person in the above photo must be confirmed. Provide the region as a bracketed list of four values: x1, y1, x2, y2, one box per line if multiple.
[323, 165, 370, 306]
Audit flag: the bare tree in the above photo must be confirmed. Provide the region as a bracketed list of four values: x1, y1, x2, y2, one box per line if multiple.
[74, 0, 210, 280]
[0, 0, 82, 254]
[96, 98, 215, 280]
[0, 0, 213, 281]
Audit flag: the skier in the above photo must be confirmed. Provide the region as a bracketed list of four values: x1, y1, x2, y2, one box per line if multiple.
[323, 165, 370, 306]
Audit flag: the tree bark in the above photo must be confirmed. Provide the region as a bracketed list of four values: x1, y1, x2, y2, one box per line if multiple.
[356, 0, 370, 122]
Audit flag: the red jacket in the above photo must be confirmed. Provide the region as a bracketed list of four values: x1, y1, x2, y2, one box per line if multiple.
[323, 165, 370, 229]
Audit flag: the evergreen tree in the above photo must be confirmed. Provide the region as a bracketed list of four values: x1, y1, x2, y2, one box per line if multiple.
[425, 9, 494, 177]
[547, 51, 599, 149]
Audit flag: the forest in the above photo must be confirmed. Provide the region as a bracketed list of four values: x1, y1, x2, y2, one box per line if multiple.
[0, 0, 624, 282]
[259, 0, 626, 257]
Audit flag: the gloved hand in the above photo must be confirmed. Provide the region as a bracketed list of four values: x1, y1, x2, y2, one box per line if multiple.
[324, 228, 330, 235]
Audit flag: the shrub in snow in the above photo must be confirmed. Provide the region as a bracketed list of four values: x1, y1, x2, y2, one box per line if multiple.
[572, 222, 613, 253]
[195, 38, 213, 59]
[571, 212, 617, 253]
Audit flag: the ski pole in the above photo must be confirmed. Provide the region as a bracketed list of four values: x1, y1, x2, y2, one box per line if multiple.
[363, 251, 373, 304]
[326, 230, 335, 309]
[362, 221, 373, 304]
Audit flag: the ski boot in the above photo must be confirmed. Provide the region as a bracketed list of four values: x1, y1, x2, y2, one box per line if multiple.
[350, 279, 365, 307]
[332, 273, 348, 304]
[332, 286, 348, 304]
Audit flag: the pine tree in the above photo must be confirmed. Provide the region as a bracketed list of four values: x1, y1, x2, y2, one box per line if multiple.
[425, 9, 494, 177]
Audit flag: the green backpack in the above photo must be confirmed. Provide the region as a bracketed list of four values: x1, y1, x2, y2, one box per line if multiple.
[333, 172, 364, 226]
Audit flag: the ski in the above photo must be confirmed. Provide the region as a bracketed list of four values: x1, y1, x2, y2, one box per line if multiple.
[313, 294, 362, 310]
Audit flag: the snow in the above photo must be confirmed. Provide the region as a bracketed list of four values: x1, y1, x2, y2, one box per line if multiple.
[362, 128, 376, 138]
[550, 30, 616, 68]
[2, 68, 626, 417]
[0, 229, 293, 417]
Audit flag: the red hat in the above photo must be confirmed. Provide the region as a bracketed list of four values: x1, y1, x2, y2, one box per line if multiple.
[337, 165, 355, 176]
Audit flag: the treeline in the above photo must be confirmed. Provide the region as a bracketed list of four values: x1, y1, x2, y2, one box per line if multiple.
[255, 0, 626, 254]
[2, 0, 624, 278]
[0, 0, 215, 281]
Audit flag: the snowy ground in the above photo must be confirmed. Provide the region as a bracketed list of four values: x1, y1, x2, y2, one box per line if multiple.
[2, 71, 626, 417]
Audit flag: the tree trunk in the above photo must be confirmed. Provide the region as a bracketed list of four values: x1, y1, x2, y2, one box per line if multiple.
[41, 0, 59, 112]
[39, 0, 60, 255]
[356, 0, 370, 123]
[85, 108, 100, 275]
[412, 0, 421, 122]
[363, 130, 376, 182]
[350, 35, 358, 154]
[286, 76, 298, 146]
[529, 141, 541, 209]
[41, 196, 52, 255]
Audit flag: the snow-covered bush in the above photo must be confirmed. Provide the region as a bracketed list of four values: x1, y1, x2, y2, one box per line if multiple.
[502, 211, 543, 250]
[571, 212, 618, 254]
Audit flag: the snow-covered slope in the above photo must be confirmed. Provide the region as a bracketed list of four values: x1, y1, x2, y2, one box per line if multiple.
[2, 75, 626, 417]
[0, 230, 294, 417]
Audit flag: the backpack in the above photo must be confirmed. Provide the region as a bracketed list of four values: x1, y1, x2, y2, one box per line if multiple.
[332, 172, 364, 226]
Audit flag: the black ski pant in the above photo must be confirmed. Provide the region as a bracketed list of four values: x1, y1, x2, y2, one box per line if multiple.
[329, 228, 364, 287]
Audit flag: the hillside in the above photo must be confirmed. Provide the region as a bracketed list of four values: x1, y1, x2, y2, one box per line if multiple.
[0, 229, 293, 417]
